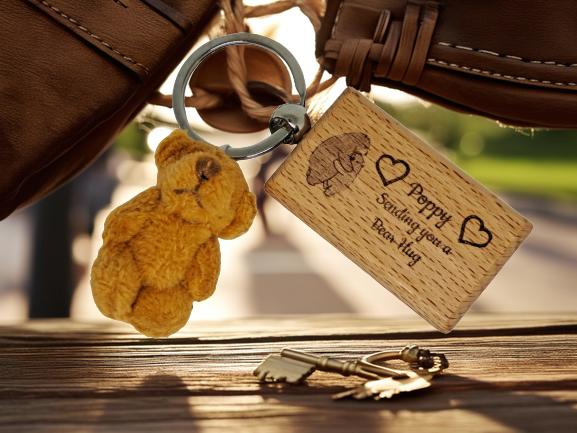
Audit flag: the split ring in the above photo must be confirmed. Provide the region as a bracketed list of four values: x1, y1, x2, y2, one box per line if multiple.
[172, 32, 309, 160]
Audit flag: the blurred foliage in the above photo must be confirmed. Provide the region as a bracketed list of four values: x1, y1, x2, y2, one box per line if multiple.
[378, 100, 577, 202]
[113, 123, 149, 159]
[111, 101, 577, 202]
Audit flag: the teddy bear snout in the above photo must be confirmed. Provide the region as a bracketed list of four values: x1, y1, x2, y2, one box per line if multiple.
[196, 157, 221, 183]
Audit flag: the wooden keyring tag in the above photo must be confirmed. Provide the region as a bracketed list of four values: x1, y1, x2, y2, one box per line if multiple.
[266, 88, 532, 333]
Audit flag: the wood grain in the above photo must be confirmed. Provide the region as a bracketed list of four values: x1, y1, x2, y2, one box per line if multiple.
[0, 315, 576, 433]
[266, 88, 532, 332]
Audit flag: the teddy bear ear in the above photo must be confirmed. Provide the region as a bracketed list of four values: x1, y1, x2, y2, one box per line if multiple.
[154, 130, 206, 168]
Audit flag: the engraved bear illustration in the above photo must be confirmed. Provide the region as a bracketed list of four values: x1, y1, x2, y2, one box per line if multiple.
[306, 132, 371, 196]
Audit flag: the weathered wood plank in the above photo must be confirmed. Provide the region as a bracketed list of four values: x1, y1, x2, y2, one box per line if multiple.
[1, 313, 575, 343]
[0, 315, 576, 433]
[1, 334, 576, 395]
[1, 391, 576, 433]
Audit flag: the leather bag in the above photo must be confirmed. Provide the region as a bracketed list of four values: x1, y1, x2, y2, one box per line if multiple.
[0, 0, 218, 220]
[317, 0, 577, 129]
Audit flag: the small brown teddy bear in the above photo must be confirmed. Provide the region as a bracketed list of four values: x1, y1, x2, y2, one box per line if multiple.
[91, 130, 256, 338]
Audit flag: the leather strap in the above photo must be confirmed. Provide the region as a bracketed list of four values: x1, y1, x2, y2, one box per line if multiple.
[321, 0, 440, 88]
[387, 1, 421, 81]
[140, 0, 193, 32]
[334, 39, 356, 78]
[373, 10, 391, 43]
[348, 39, 372, 90]
[27, 0, 193, 79]
[404, 2, 439, 85]
[317, 0, 577, 129]
[375, 21, 401, 78]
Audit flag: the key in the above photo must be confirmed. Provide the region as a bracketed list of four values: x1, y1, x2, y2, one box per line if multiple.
[332, 373, 433, 401]
[253, 354, 316, 384]
[253, 345, 448, 385]
[253, 348, 409, 384]
[365, 345, 449, 375]
[281, 348, 412, 380]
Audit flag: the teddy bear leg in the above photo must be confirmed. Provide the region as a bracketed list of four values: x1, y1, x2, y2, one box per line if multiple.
[186, 236, 221, 301]
[90, 244, 142, 321]
[128, 284, 193, 338]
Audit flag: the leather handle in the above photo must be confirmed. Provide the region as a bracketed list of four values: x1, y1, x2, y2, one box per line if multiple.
[319, 0, 577, 93]
[319, 0, 440, 90]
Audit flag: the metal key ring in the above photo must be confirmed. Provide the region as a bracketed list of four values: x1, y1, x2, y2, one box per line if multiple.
[173, 32, 310, 160]
[363, 345, 449, 375]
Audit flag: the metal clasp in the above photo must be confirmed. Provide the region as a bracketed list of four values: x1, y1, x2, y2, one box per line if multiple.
[172, 33, 310, 160]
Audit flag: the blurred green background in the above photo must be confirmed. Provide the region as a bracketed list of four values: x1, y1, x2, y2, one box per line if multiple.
[380, 101, 577, 203]
[116, 100, 577, 203]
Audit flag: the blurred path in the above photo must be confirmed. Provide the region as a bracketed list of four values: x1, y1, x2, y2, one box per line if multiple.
[188, 193, 577, 322]
[0, 211, 31, 322]
[1, 167, 576, 325]
[474, 196, 577, 313]
[237, 194, 577, 319]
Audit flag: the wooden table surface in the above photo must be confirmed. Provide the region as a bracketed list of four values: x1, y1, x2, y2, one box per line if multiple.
[1, 314, 576, 433]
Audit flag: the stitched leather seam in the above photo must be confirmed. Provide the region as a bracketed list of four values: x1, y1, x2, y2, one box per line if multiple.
[38, 0, 150, 74]
[427, 58, 577, 87]
[437, 42, 577, 68]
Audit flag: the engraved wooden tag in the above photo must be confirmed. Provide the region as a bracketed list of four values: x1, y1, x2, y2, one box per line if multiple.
[265, 88, 532, 333]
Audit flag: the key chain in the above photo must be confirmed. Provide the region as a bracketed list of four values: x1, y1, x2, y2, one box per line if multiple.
[90, 34, 308, 338]
[92, 32, 532, 338]
[252, 345, 449, 401]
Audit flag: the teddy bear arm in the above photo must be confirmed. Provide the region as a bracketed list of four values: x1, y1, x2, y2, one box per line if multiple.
[217, 191, 257, 239]
[91, 243, 143, 321]
[186, 236, 220, 301]
[103, 188, 160, 244]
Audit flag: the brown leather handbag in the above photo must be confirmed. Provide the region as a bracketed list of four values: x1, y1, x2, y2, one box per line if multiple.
[0, 0, 218, 220]
[4, 0, 577, 220]
[317, 0, 577, 129]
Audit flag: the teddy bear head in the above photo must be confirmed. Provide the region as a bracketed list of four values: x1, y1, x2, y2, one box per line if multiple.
[154, 130, 255, 237]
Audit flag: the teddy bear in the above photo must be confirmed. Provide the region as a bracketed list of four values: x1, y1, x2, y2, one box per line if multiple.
[91, 130, 256, 338]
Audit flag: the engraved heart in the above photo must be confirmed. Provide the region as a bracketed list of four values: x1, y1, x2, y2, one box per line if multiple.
[459, 215, 493, 248]
[375, 154, 411, 187]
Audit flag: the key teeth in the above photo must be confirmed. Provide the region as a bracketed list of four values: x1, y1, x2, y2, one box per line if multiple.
[286, 377, 301, 385]
[376, 390, 398, 400]
[262, 371, 286, 383]
[254, 354, 316, 384]
[253, 366, 267, 380]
